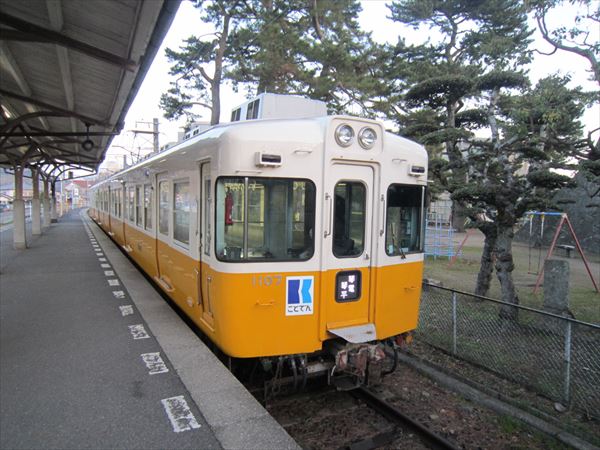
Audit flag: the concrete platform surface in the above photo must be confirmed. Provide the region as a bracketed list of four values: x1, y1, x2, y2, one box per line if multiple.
[0, 209, 299, 449]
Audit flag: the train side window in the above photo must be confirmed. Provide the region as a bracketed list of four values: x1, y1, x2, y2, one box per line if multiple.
[127, 187, 135, 222]
[144, 184, 153, 230]
[215, 177, 315, 262]
[385, 185, 425, 255]
[216, 178, 245, 260]
[333, 181, 365, 258]
[159, 181, 169, 235]
[173, 180, 190, 246]
[135, 186, 143, 227]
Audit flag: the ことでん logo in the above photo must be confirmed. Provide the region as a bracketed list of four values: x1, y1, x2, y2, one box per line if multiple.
[286, 276, 314, 316]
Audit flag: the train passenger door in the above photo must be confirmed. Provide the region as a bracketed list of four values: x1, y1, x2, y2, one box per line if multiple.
[322, 163, 375, 339]
[198, 162, 214, 327]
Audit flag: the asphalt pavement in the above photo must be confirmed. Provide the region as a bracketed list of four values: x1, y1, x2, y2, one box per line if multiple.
[0, 209, 221, 449]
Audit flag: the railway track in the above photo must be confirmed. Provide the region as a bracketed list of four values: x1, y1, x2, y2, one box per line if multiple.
[343, 387, 460, 450]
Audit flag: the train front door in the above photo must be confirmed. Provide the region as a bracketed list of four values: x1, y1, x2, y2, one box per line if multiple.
[322, 163, 375, 338]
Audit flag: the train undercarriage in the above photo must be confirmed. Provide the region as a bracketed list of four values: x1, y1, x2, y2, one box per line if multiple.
[259, 332, 413, 399]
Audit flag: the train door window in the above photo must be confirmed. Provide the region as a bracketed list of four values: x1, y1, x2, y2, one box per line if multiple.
[333, 182, 366, 257]
[117, 189, 122, 218]
[127, 187, 135, 222]
[203, 177, 211, 256]
[385, 185, 425, 255]
[144, 184, 153, 230]
[135, 186, 143, 227]
[173, 180, 190, 246]
[158, 181, 169, 236]
[111, 190, 117, 216]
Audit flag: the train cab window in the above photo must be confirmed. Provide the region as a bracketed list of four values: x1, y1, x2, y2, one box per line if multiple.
[333, 182, 366, 257]
[144, 184, 152, 230]
[216, 177, 315, 262]
[173, 180, 190, 245]
[385, 185, 425, 255]
[136, 186, 143, 227]
[159, 181, 169, 235]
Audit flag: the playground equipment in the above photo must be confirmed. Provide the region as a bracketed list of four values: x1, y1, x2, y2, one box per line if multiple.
[525, 212, 599, 294]
[425, 203, 459, 259]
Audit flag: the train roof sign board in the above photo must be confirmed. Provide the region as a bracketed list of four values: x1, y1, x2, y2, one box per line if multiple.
[0, 0, 181, 173]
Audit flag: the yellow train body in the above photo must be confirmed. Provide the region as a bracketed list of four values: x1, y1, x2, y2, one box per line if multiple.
[89, 113, 428, 363]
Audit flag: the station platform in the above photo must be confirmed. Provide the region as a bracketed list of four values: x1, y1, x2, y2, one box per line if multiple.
[0, 209, 299, 450]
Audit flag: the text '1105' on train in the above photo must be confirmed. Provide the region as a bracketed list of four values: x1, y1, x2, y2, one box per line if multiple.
[89, 93, 428, 390]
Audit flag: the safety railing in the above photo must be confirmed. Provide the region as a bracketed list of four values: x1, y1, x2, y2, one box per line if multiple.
[416, 282, 600, 418]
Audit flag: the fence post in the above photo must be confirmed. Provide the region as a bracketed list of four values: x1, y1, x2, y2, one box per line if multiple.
[563, 321, 572, 404]
[452, 291, 457, 355]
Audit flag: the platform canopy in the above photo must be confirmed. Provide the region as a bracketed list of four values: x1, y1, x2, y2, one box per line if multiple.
[0, 0, 180, 177]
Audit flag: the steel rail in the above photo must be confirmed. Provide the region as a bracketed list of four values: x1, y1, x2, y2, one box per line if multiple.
[348, 387, 460, 450]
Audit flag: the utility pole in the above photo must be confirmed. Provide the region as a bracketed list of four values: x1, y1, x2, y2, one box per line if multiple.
[130, 118, 159, 155]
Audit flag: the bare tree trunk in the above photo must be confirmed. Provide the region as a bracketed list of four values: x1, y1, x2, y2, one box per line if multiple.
[210, 12, 231, 125]
[475, 223, 497, 296]
[495, 226, 519, 320]
[451, 203, 467, 232]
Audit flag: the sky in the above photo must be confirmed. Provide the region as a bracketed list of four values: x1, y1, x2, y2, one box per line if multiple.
[102, 0, 599, 170]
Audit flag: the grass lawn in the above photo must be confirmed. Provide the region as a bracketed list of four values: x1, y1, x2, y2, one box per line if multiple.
[423, 231, 600, 324]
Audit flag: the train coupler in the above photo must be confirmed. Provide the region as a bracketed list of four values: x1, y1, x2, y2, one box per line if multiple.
[327, 342, 386, 388]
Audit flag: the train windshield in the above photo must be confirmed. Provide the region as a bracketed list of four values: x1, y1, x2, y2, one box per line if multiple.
[216, 177, 316, 262]
[386, 184, 426, 255]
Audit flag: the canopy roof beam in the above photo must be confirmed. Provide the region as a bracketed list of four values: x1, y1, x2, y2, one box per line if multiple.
[0, 13, 138, 71]
[0, 89, 108, 127]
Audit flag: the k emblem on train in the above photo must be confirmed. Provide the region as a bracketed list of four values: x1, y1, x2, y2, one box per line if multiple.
[286, 276, 314, 316]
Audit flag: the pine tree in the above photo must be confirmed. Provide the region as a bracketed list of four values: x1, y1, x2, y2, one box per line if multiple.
[528, 0, 600, 195]
[227, 0, 384, 115]
[387, 0, 533, 231]
[159, 1, 249, 126]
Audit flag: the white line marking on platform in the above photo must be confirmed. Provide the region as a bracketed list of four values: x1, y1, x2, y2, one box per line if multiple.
[161, 396, 200, 432]
[141, 352, 169, 375]
[104, 270, 115, 276]
[128, 324, 150, 339]
[108, 279, 120, 286]
[101, 263, 111, 269]
[112, 290, 126, 299]
[119, 305, 134, 316]
[98, 257, 107, 262]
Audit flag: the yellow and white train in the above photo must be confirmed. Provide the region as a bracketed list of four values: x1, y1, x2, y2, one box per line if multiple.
[89, 94, 428, 386]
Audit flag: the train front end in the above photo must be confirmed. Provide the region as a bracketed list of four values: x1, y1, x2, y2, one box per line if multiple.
[212, 115, 428, 388]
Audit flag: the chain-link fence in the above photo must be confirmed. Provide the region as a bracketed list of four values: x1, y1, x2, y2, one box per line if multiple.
[417, 282, 600, 418]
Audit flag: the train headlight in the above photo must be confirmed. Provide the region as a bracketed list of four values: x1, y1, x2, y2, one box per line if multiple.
[358, 127, 377, 149]
[335, 124, 354, 147]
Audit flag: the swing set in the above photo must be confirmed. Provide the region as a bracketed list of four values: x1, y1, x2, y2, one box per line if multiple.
[525, 212, 599, 294]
